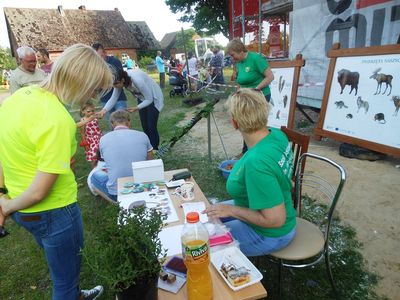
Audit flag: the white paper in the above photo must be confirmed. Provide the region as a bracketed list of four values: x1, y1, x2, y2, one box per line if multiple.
[158, 276, 186, 293]
[118, 186, 179, 224]
[158, 225, 184, 257]
[181, 202, 208, 223]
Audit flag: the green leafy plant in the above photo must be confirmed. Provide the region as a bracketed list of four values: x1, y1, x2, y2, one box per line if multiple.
[82, 205, 166, 292]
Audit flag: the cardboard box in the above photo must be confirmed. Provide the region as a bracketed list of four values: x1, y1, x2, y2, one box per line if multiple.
[132, 159, 164, 183]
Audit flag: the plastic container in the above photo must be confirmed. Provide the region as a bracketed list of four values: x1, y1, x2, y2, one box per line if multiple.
[218, 159, 238, 179]
[181, 212, 213, 300]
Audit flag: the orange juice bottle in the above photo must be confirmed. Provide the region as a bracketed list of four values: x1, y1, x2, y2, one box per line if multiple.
[181, 212, 213, 300]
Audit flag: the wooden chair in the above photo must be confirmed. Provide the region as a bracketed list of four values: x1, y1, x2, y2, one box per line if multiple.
[270, 152, 346, 298]
[280, 126, 310, 209]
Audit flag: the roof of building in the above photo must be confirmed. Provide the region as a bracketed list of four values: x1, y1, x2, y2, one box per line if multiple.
[126, 21, 160, 50]
[3, 6, 139, 52]
[159, 31, 178, 50]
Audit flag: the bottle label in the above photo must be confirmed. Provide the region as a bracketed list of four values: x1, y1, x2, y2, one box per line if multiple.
[183, 240, 209, 264]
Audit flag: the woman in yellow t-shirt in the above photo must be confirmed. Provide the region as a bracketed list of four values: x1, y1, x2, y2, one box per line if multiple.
[0, 44, 113, 300]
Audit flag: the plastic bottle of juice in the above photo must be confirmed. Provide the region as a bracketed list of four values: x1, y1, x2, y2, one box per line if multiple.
[181, 212, 213, 300]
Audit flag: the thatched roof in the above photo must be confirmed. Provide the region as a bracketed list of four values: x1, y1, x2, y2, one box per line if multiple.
[4, 6, 139, 54]
[126, 21, 160, 50]
[159, 31, 178, 50]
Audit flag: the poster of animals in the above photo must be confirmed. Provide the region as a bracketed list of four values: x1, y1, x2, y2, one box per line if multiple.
[268, 67, 295, 128]
[316, 44, 400, 156]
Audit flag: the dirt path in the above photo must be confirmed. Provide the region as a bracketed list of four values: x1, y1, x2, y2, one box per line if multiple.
[177, 100, 400, 299]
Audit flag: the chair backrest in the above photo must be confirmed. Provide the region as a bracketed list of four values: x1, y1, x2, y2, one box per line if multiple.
[280, 126, 310, 208]
[280, 126, 310, 181]
[295, 153, 346, 247]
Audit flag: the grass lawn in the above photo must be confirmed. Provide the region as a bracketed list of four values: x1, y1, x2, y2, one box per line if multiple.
[0, 70, 385, 299]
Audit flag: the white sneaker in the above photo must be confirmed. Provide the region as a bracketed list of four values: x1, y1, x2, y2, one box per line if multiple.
[81, 285, 104, 299]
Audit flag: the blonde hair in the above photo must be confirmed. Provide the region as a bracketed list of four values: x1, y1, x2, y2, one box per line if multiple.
[227, 89, 270, 133]
[226, 38, 248, 54]
[40, 44, 113, 106]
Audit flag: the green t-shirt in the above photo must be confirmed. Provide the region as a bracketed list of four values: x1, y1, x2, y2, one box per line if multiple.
[0, 86, 77, 213]
[226, 128, 296, 237]
[236, 51, 271, 96]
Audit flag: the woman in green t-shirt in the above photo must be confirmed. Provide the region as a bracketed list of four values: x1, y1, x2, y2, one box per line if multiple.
[226, 38, 275, 155]
[204, 89, 296, 256]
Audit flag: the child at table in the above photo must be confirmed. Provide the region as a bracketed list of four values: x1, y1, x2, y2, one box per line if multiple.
[77, 100, 102, 168]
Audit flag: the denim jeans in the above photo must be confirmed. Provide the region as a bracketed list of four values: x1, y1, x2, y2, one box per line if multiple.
[101, 100, 127, 129]
[12, 203, 83, 300]
[90, 169, 118, 201]
[219, 200, 296, 256]
[138, 102, 160, 150]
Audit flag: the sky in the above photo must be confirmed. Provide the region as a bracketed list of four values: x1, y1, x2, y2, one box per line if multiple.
[0, 0, 228, 48]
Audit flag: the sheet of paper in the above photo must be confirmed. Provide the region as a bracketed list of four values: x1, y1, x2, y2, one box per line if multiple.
[158, 225, 184, 257]
[181, 202, 208, 223]
[118, 186, 179, 224]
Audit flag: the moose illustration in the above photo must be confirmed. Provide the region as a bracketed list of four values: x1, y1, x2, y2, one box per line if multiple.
[370, 68, 392, 96]
[337, 69, 359, 96]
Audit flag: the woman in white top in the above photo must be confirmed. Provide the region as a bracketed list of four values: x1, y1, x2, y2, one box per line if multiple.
[114, 70, 164, 150]
[184, 52, 198, 91]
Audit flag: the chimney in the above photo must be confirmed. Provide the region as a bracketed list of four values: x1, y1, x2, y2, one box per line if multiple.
[58, 5, 65, 16]
[114, 8, 119, 12]
[78, 5, 86, 10]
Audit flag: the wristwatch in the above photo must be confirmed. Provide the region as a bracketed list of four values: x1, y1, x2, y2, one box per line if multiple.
[0, 187, 8, 194]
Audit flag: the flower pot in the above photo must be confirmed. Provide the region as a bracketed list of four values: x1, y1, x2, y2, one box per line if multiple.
[116, 276, 158, 300]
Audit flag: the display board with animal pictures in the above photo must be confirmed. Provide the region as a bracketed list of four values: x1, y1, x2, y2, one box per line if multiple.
[315, 44, 400, 157]
[268, 54, 305, 129]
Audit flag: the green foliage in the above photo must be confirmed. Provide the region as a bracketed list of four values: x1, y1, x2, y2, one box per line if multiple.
[138, 56, 155, 69]
[136, 50, 157, 62]
[165, 0, 229, 37]
[82, 205, 166, 292]
[175, 28, 196, 54]
[0, 47, 17, 70]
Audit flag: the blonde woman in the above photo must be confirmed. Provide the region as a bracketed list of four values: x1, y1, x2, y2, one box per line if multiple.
[204, 89, 296, 256]
[0, 44, 113, 300]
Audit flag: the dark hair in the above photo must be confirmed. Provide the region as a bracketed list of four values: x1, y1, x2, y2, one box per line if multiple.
[37, 48, 49, 58]
[115, 69, 132, 87]
[188, 52, 194, 59]
[80, 100, 95, 117]
[91, 42, 104, 51]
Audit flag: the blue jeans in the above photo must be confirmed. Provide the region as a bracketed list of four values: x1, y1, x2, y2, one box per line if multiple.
[90, 169, 118, 201]
[101, 100, 127, 129]
[12, 203, 83, 300]
[220, 200, 296, 256]
[138, 102, 160, 150]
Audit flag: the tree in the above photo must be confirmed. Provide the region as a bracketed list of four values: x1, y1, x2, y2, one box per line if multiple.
[0, 47, 17, 71]
[175, 28, 196, 54]
[165, 0, 229, 38]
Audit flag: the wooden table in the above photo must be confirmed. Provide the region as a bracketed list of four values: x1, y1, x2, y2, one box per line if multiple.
[117, 169, 267, 300]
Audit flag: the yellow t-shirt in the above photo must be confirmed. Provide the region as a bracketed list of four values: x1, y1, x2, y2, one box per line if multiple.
[0, 86, 77, 213]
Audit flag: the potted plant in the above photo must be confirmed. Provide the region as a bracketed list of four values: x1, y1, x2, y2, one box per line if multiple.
[83, 204, 166, 300]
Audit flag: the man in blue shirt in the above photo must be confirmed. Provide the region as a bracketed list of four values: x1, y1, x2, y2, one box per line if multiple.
[155, 51, 165, 88]
[209, 46, 225, 90]
[92, 43, 127, 120]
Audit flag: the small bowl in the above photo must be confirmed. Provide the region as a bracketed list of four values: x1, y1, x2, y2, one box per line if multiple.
[218, 160, 238, 179]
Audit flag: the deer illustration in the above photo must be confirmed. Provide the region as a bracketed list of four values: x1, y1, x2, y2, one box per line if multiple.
[370, 68, 393, 96]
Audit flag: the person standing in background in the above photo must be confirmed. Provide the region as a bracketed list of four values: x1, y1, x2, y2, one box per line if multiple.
[226, 38, 274, 155]
[209, 46, 225, 89]
[155, 51, 165, 88]
[92, 43, 127, 120]
[115, 69, 164, 150]
[9, 46, 46, 94]
[36, 48, 54, 74]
